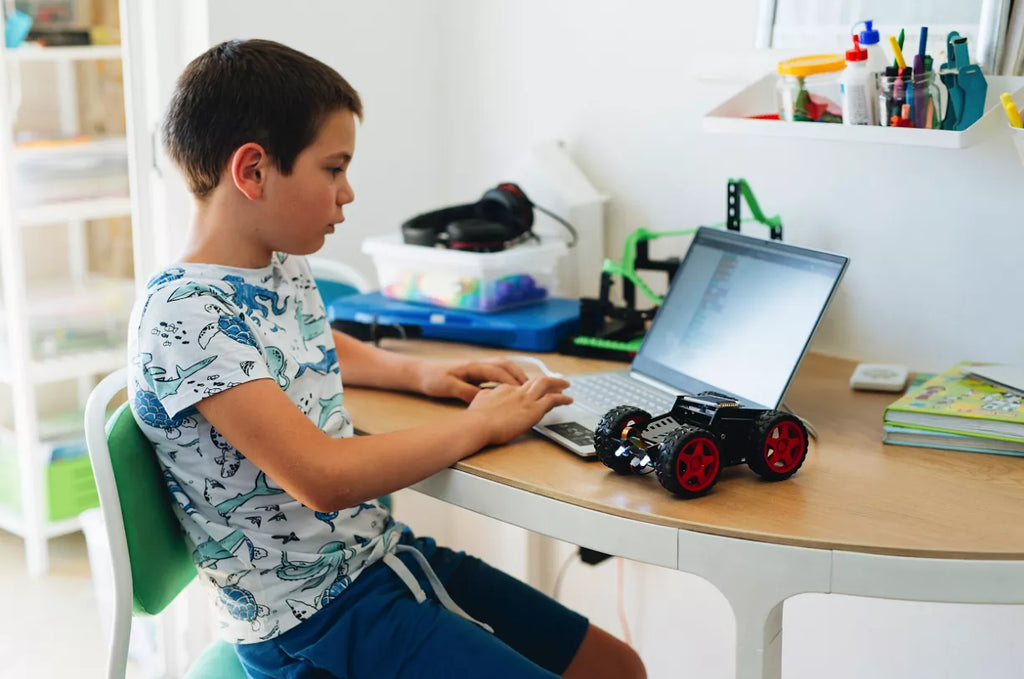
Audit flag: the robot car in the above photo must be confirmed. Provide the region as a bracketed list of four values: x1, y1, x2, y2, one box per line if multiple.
[594, 392, 809, 498]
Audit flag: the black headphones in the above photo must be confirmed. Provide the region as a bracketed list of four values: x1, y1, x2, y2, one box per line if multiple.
[401, 182, 538, 253]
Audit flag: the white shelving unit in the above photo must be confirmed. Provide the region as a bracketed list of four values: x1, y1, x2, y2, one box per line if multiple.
[704, 74, 1024, 149]
[0, 27, 136, 575]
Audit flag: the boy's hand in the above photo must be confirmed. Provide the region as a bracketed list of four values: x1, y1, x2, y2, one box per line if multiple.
[468, 376, 573, 445]
[415, 358, 529, 403]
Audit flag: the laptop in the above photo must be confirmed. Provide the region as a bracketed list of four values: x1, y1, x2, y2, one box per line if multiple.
[534, 226, 849, 456]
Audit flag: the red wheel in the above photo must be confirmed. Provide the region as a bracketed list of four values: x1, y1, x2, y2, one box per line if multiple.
[747, 412, 808, 481]
[654, 427, 721, 498]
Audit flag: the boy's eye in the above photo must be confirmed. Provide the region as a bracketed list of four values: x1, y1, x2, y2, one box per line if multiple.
[328, 166, 344, 178]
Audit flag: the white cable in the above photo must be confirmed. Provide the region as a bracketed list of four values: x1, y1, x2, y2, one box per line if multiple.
[780, 401, 818, 440]
[504, 355, 565, 379]
[551, 549, 577, 600]
[616, 557, 633, 646]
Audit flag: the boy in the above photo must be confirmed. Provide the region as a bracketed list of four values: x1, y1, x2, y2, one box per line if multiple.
[129, 39, 645, 679]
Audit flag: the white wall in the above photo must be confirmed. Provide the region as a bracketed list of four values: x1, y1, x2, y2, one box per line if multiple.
[435, 0, 1024, 371]
[144, 1, 1024, 677]
[204, 1, 448, 286]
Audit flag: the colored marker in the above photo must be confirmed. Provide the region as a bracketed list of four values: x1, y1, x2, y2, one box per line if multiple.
[891, 103, 914, 127]
[892, 28, 905, 69]
[889, 35, 907, 69]
[913, 54, 925, 127]
[1000, 92, 1023, 128]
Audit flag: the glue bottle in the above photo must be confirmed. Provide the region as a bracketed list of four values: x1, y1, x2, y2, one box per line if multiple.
[840, 34, 876, 125]
[855, 20, 889, 76]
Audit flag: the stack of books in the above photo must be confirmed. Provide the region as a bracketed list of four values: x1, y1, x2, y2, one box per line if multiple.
[882, 361, 1024, 457]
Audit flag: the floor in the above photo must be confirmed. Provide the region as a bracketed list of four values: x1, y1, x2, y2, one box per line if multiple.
[0, 530, 144, 678]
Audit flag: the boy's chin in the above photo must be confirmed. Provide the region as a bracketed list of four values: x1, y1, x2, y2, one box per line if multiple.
[282, 238, 327, 257]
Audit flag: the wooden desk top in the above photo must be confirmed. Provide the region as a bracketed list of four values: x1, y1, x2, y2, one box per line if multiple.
[344, 341, 1024, 560]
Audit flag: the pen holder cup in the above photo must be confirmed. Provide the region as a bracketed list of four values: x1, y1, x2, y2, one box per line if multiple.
[1011, 125, 1024, 166]
[877, 71, 942, 128]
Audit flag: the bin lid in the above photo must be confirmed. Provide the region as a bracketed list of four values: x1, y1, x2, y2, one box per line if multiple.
[777, 54, 845, 77]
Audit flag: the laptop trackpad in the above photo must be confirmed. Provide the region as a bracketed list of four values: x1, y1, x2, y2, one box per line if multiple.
[533, 406, 599, 457]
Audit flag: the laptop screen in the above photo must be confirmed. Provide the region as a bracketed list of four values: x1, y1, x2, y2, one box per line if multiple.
[631, 227, 848, 409]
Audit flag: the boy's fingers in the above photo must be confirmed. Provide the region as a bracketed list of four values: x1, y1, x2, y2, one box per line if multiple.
[540, 392, 574, 410]
[488, 359, 529, 384]
[463, 362, 525, 386]
[525, 376, 570, 397]
[447, 378, 480, 403]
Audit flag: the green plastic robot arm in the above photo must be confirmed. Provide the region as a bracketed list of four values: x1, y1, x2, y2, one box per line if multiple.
[605, 179, 781, 306]
[602, 227, 696, 306]
[730, 178, 782, 232]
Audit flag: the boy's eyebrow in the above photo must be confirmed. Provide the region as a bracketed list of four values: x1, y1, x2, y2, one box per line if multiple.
[324, 151, 352, 162]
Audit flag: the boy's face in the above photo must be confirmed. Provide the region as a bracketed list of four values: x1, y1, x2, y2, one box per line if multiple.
[261, 109, 356, 255]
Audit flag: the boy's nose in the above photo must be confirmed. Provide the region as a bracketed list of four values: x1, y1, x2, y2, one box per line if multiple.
[337, 180, 354, 205]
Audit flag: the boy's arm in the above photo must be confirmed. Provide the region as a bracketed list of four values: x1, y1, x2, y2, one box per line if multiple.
[331, 329, 528, 402]
[194, 373, 570, 512]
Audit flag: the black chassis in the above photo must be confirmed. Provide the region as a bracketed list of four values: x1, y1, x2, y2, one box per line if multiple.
[594, 392, 809, 499]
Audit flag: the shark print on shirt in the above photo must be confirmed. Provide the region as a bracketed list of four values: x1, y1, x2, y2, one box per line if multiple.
[127, 253, 405, 644]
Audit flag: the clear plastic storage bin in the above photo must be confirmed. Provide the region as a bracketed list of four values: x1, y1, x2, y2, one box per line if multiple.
[776, 54, 845, 123]
[362, 235, 567, 312]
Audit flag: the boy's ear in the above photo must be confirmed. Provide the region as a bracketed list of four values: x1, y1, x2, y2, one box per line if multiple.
[230, 143, 268, 200]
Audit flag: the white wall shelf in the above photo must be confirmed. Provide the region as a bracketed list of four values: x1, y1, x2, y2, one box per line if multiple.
[1, 425, 78, 454]
[0, 505, 83, 539]
[6, 44, 122, 63]
[0, 504, 23, 535]
[13, 135, 127, 161]
[704, 75, 1024, 149]
[0, 13, 136, 576]
[0, 347, 126, 385]
[30, 348, 126, 386]
[15, 195, 131, 226]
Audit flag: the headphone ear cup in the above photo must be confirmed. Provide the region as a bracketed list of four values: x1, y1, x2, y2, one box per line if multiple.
[480, 182, 534, 234]
[401, 204, 477, 246]
[400, 216, 439, 247]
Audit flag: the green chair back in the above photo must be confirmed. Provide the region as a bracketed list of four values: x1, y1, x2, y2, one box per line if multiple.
[106, 403, 196, 615]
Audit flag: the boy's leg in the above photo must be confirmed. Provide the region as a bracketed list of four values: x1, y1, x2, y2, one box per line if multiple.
[562, 624, 647, 679]
[348, 593, 563, 679]
[236, 534, 643, 679]
[421, 538, 644, 679]
[237, 551, 562, 679]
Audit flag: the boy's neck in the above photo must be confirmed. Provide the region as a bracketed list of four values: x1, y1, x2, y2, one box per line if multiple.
[183, 192, 275, 269]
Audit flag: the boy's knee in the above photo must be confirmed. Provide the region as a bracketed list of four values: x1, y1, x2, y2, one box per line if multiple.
[564, 625, 646, 679]
[613, 642, 646, 679]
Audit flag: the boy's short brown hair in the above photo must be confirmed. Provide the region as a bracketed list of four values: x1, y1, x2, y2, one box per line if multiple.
[162, 39, 362, 198]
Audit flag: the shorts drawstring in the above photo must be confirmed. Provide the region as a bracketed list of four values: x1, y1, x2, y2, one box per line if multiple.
[382, 546, 494, 634]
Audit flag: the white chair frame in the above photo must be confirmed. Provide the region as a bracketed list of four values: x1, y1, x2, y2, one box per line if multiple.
[84, 367, 136, 679]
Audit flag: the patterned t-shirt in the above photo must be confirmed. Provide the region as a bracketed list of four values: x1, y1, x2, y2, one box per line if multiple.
[127, 253, 404, 644]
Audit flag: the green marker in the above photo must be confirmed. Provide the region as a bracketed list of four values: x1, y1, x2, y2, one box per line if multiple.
[893, 28, 905, 69]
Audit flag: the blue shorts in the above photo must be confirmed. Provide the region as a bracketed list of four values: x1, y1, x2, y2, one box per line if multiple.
[234, 532, 590, 679]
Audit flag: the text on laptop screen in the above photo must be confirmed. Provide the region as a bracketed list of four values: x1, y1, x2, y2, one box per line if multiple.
[631, 228, 847, 409]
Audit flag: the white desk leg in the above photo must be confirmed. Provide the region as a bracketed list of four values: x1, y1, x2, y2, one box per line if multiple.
[525, 531, 559, 592]
[677, 531, 832, 679]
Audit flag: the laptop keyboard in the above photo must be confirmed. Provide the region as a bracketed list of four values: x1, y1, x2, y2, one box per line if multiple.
[566, 372, 678, 416]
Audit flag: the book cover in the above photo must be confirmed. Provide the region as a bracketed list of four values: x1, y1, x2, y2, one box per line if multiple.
[966, 364, 1024, 396]
[882, 425, 1024, 457]
[882, 361, 1024, 442]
